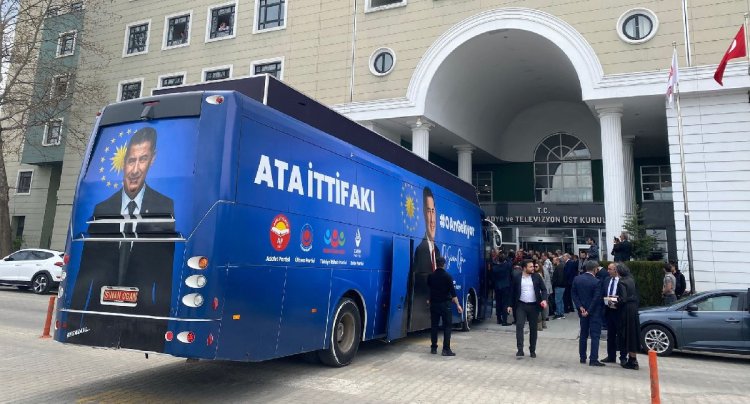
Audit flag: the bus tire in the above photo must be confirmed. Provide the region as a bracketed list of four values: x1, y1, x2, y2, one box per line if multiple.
[461, 292, 476, 331]
[318, 298, 362, 367]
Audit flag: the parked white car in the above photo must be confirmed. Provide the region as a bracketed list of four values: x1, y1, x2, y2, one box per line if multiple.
[0, 249, 64, 294]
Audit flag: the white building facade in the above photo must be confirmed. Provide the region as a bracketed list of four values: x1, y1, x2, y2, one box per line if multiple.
[5, 0, 750, 290]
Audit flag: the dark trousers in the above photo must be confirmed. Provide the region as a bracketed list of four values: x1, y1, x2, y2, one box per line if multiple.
[579, 314, 602, 361]
[494, 287, 510, 324]
[605, 309, 626, 361]
[563, 286, 574, 312]
[515, 302, 539, 352]
[430, 301, 452, 350]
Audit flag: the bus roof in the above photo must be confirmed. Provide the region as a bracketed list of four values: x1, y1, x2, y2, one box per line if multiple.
[115, 76, 478, 205]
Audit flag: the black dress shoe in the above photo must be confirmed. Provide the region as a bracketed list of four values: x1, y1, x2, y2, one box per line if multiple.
[622, 358, 639, 370]
[442, 349, 456, 357]
[589, 361, 606, 367]
[601, 357, 616, 363]
[530, 352, 536, 358]
[580, 358, 586, 364]
[516, 350, 524, 357]
[430, 347, 437, 355]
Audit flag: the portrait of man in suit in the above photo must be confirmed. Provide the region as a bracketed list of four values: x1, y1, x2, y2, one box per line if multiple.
[70, 127, 175, 323]
[410, 186, 442, 331]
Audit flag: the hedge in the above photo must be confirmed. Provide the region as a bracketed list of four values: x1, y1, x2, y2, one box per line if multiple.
[599, 261, 665, 308]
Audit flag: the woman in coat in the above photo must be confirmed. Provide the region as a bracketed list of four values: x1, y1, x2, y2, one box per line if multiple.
[616, 263, 640, 370]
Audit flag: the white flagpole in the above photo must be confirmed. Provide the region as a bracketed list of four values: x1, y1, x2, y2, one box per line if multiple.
[673, 42, 696, 293]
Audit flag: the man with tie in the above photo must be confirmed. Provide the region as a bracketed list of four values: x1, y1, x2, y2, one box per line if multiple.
[411, 186, 442, 330]
[71, 127, 175, 317]
[601, 262, 627, 365]
[572, 260, 605, 366]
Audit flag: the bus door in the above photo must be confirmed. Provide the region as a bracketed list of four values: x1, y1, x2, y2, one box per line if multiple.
[386, 236, 411, 341]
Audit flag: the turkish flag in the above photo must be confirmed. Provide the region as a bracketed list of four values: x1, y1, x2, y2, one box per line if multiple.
[714, 25, 747, 86]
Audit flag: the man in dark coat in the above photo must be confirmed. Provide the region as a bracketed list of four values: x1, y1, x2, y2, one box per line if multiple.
[507, 260, 548, 358]
[427, 256, 463, 356]
[616, 263, 640, 370]
[563, 253, 578, 313]
[491, 251, 512, 325]
[601, 263, 627, 365]
[572, 260, 605, 366]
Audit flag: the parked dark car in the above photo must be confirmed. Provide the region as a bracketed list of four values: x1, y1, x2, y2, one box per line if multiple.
[639, 289, 750, 356]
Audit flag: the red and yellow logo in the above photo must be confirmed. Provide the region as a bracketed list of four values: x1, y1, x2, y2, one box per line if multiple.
[270, 214, 291, 251]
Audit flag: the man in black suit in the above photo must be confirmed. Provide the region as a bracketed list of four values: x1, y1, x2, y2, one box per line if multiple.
[572, 260, 605, 366]
[507, 259, 547, 358]
[411, 186, 441, 331]
[600, 263, 627, 365]
[427, 256, 463, 356]
[491, 250, 512, 325]
[70, 127, 175, 319]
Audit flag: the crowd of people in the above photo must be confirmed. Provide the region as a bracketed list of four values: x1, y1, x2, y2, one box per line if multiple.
[483, 232, 644, 370]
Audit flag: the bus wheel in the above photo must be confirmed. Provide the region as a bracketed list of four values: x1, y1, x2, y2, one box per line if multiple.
[318, 298, 362, 367]
[461, 292, 476, 331]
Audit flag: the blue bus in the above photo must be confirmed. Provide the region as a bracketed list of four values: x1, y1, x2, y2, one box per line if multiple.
[55, 76, 490, 366]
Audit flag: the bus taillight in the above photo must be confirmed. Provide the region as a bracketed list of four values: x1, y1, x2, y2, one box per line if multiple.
[212, 297, 219, 310]
[185, 275, 207, 288]
[187, 256, 209, 270]
[182, 293, 204, 308]
[63, 254, 70, 265]
[176, 331, 195, 344]
[207, 333, 214, 346]
[165, 331, 174, 342]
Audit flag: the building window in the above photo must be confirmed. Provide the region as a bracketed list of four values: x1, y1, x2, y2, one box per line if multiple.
[646, 229, 668, 259]
[50, 75, 69, 98]
[57, 31, 76, 57]
[208, 3, 236, 40]
[369, 48, 395, 76]
[119, 80, 142, 101]
[159, 74, 185, 88]
[165, 13, 191, 48]
[641, 165, 672, 202]
[256, 0, 286, 31]
[43, 119, 63, 146]
[472, 171, 493, 203]
[617, 9, 658, 44]
[71, 2, 84, 12]
[252, 59, 283, 79]
[16, 171, 33, 194]
[125, 21, 150, 55]
[533, 132, 592, 203]
[11, 216, 25, 239]
[366, 0, 406, 12]
[203, 66, 231, 81]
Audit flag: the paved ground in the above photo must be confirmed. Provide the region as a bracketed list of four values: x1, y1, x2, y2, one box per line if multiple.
[1, 287, 748, 403]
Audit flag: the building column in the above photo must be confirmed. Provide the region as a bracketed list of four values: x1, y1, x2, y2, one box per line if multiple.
[453, 144, 474, 183]
[409, 117, 433, 160]
[622, 135, 636, 216]
[595, 104, 627, 242]
[360, 120, 401, 145]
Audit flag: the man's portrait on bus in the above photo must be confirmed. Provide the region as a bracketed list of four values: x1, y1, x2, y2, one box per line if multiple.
[410, 186, 442, 330]
[70, 127, 175, 318]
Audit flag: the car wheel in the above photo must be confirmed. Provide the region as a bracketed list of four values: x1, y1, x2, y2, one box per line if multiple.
[318, 298, 362, 367]
[641, 324, 674, 356]
[461, 292, 476, 331]
[32, 273, 51, 294]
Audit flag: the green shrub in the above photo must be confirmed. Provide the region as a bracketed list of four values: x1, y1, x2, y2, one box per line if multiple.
[600, 260, 664, 307]
[12, 237, 24, 252]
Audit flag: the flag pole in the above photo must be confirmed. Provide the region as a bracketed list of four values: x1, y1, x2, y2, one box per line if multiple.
[673, 42, 696, 294]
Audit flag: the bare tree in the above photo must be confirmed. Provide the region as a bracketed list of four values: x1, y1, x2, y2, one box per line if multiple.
[0, 0, 111, 256]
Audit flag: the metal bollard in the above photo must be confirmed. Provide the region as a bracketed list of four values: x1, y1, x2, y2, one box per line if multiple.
[648, 349, 661, 404]
[40, 296, 56, 339]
